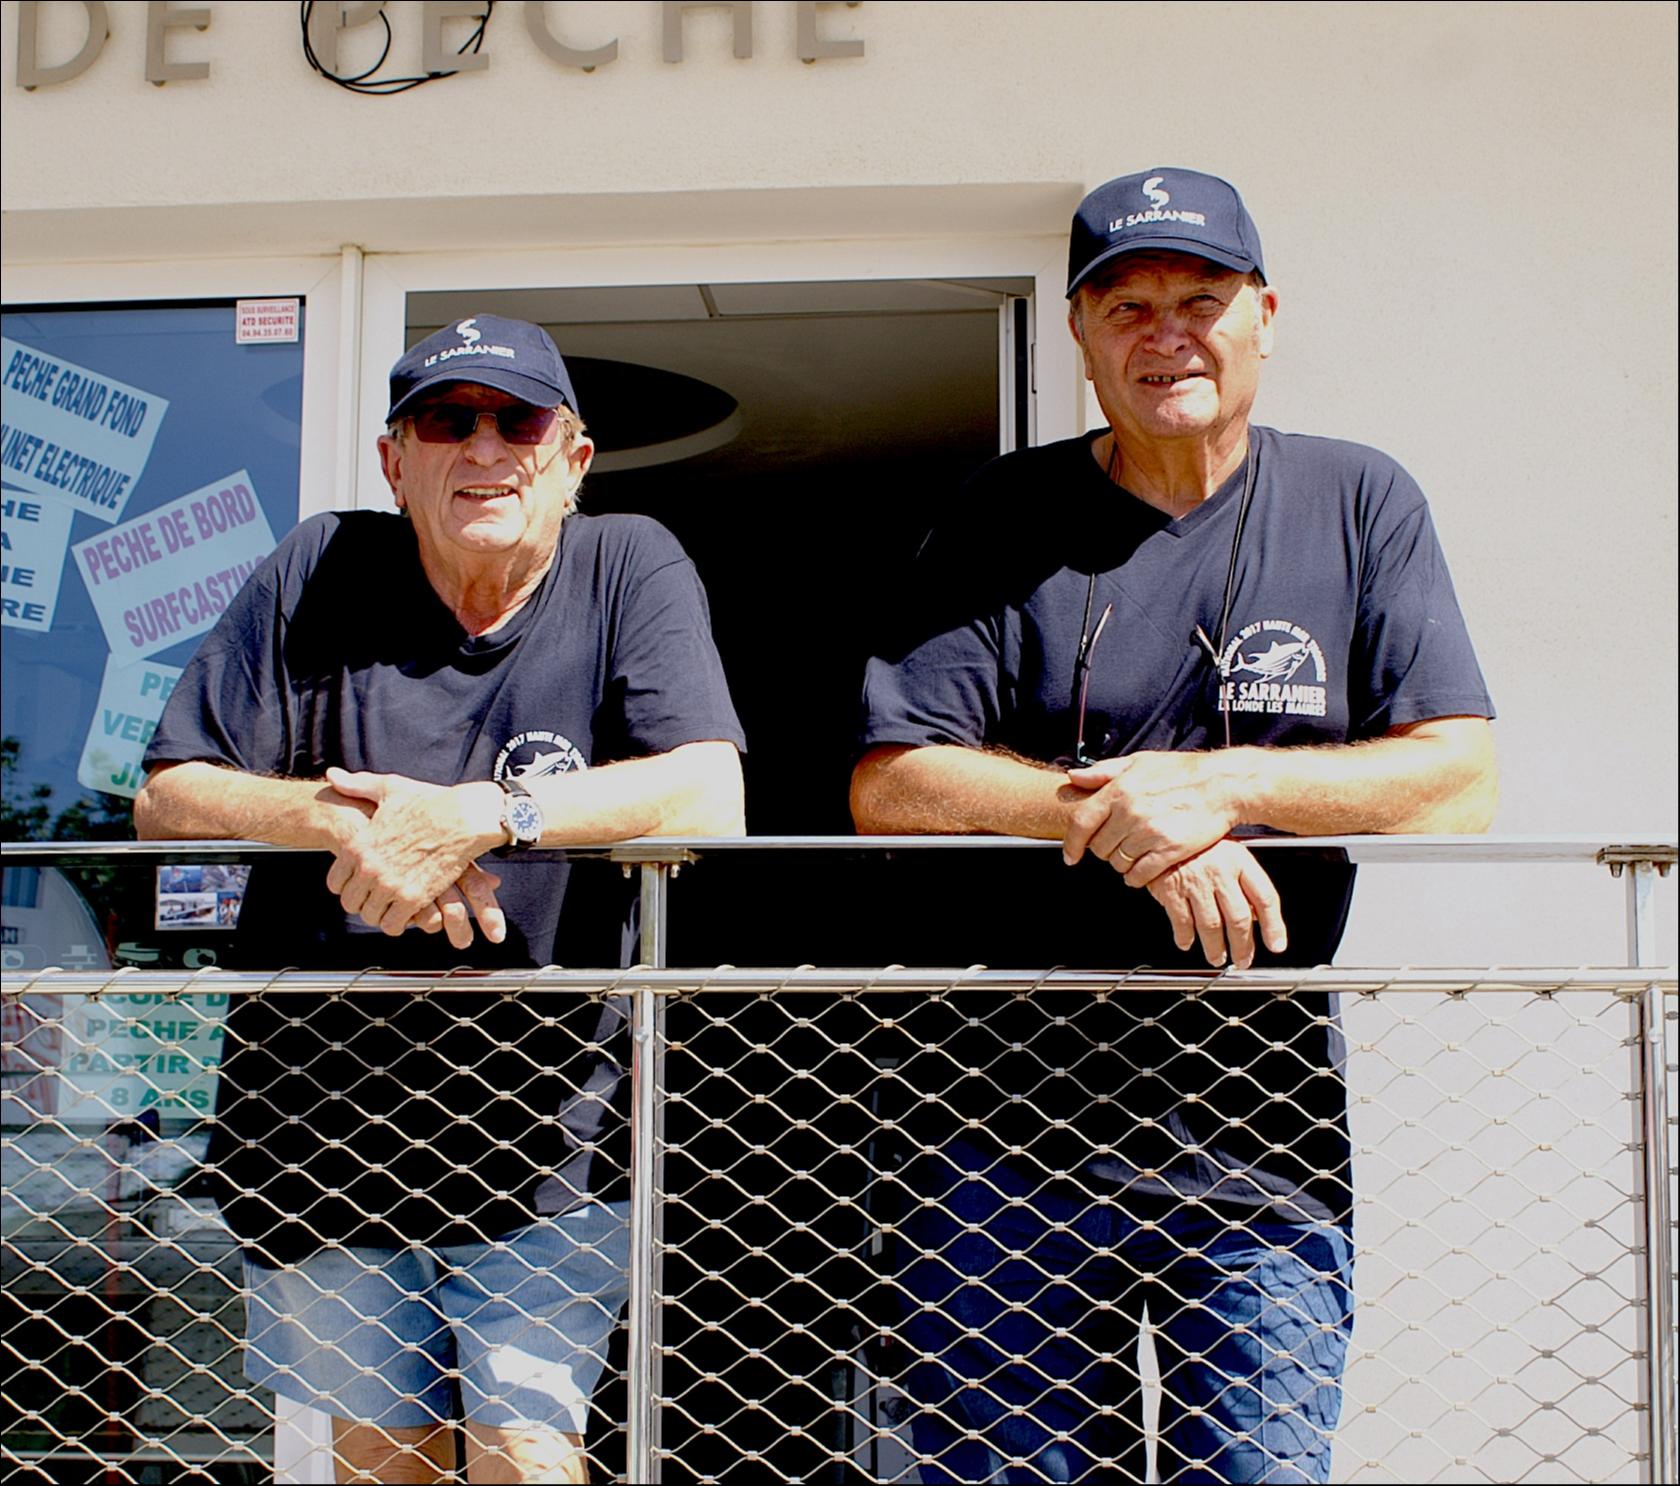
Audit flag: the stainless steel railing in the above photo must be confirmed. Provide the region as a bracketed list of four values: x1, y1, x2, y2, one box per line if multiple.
[3, 834, 1675, 1483]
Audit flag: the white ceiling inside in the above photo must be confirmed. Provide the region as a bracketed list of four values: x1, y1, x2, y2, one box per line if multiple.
[408, 279, 1026, 471]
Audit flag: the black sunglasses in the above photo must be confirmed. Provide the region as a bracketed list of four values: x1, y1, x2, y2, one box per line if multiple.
[407, 399, 561, 445]
[1070, 588, 1114, 768]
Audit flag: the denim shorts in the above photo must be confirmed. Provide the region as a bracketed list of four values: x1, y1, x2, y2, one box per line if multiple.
[242, 1200, 630, 1434]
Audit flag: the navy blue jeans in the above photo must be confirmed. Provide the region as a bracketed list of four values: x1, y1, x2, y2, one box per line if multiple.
[895, 1141, 1353, 1484]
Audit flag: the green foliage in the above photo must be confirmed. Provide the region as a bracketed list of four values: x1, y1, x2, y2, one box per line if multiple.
[4, 734, 154, 962]
[1, 735, 135, 843]
[0, 736, 54, 841]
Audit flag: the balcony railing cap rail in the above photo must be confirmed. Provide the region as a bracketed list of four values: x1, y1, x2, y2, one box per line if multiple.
[3, 832, 1676, 868]
[6, 965, 1675, 996]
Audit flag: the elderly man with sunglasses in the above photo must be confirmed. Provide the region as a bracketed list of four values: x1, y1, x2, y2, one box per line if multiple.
[135, 316, 744, 1483]
[852, 171, 1496, 1483]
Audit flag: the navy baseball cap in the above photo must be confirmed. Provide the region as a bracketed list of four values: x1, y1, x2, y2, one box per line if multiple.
[386, 314, 579, 422]
[1066, 168, 1266, 297]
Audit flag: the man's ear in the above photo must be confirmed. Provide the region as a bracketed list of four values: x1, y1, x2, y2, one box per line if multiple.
[1067, 302, 1094, 381]
[1255, 285, 1279, 360]
[565, 435, 595, 483]
[377, 431, 407, 510]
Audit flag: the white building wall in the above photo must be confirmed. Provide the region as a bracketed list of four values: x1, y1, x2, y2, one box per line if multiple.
[2, 9, 1676, 1480]
[3, 0, 1675, 952]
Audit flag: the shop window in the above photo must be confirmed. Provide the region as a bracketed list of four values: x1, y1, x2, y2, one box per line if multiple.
[2, 301, 305, 841]
[3, 302, 303, 991]
[1, 306, 299, 1299]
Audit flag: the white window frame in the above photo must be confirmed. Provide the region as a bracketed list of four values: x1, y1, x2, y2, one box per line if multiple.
[3, 236, 1082, 521]
[353, 236, 1078, 511]
[0, 256, 344, 522]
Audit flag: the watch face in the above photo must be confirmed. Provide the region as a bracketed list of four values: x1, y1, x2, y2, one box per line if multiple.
[507, 797, 543, 843]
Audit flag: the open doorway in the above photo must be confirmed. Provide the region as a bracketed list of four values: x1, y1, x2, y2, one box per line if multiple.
[404, 281, 1035, 1481]
[405, 278, 1030, 834]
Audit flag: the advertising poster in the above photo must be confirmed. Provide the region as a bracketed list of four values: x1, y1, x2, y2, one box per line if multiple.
[70, 469, 276, 663]
[53, 989, 227, 1123]
[1, 486, 74, 632]
[0, 336, 168, 524]
[75, 654, 185, 799]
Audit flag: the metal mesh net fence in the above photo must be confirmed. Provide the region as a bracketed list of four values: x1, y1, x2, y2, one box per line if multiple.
[3, 966, 1673, 1484]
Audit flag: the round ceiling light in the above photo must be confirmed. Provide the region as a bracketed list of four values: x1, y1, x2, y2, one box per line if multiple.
[564, 357, 742, 474]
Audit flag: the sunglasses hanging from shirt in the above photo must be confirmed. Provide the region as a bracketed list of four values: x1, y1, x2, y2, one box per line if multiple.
[1071, 442, 1258, 762]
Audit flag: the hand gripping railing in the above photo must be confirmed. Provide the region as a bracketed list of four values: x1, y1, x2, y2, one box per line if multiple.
[3, 833, 1676, 1484]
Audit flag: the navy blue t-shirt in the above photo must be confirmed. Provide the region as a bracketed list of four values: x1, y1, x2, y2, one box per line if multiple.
[864, 425, 1492, 762]
[860, 427, 1494, 1223]
[145, 510, 744, 1255]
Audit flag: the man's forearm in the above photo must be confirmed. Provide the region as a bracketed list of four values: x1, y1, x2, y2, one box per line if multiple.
[134, 762, 366, 849]
[140, 743, 743, 859]
[1222, 718, 1498, 835]
[850, 744, 1079, 838]
[525, 739, 745, 844]
[855, 717, 1497, 849]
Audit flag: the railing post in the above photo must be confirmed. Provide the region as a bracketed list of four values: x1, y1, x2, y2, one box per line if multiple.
[1621, 857, 1675, 1485]
[627, 861, 670, 1485]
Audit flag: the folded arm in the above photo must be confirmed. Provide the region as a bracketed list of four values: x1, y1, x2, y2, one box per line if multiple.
[849, 717, 1496, 968]
[1060, 716, 1498, 883]
[136, 740, 744, 946]
[134, 762, 509, 948]
[849, 720, 1495, 847]
[318, 739, 744, 936]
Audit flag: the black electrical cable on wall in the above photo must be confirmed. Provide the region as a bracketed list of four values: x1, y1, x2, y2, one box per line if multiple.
[299, 1, 494, 95]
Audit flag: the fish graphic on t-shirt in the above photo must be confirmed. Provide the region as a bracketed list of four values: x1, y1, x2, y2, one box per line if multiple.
[512, 748, 576, 778]
[1228, 639, 1311, 683]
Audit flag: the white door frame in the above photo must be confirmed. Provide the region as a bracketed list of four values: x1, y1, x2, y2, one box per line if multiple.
[353, 236, 1077, 511]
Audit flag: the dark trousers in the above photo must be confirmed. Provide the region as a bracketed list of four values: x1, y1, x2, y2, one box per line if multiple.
[896, 1140, 1354, 1484]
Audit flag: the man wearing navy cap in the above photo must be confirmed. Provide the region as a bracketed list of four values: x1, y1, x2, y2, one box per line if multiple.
[855, 172, 1497, 1480]
[137, 316, 745, 1482]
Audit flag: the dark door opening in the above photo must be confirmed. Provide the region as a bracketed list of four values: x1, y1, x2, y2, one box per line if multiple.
[406, 281, 1028, 1481]
[405, 278, 1024, 836]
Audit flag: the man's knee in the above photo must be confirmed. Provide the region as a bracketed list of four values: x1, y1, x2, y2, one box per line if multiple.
[332, 1418, 456, 1484]
[463, 1420, 589, 1484]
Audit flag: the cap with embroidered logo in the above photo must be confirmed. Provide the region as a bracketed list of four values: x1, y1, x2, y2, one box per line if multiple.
[1066, 168, 1266, 298]
[386, 314, 579, 422]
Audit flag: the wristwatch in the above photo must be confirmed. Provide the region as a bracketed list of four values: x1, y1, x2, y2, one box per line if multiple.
[496, 778, 544, 850]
